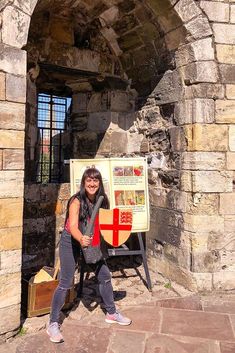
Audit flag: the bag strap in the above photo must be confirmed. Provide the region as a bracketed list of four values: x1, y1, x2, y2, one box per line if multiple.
[85, 196, 104, 236]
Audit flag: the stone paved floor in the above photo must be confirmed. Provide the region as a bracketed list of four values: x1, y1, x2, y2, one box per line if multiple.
[0, 265, 235, 353]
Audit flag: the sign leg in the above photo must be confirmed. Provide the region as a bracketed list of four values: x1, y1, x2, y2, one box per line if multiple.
[137, 232, 152, 291]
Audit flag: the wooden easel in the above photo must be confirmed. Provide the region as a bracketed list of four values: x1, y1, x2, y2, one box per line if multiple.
[77, 232, 152, 297]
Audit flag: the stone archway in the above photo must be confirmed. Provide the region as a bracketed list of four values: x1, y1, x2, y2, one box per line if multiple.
[0, 0, 234, 338]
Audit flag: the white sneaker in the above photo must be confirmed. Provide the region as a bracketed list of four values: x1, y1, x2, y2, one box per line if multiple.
[46, 322, 64, 343]
[105, 311, 132, 326]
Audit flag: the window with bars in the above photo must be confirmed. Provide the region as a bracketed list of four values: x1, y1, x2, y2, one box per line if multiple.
[37, 93, 71, 183]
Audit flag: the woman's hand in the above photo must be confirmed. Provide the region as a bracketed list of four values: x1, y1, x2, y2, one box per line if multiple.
[80, 235, 91, 247]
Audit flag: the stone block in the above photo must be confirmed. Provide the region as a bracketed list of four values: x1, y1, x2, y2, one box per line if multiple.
[87, 93, 102, 112]
[216, 45, 235, 64]
[0, 250, 21, 276]
[39, 184, 59, 203]
[0, 181, 23, 198]
[229, 125, 235, 151]
[0, 273, 21, 309]
[175, 0, 201, 23]
[191, 231, 210, 252]
[74, 131, 98, 154]
[0, 304, 20, 335]
[213, 271, 235, 290]
[6, 74, 26, 103]
[188, 124, 228, 152]
[151, 69, 182, 104]
[219, 64, 235, 84]
[72, 93, 88, 112]
[191, 250, 221, 273]
[175, 100, 193, 125]
[99, 6, 119, 26]
[2, 6, 30, 48]
[226, 85, 235, 99]
[181, 170, 233, 192]
[163, 242, 191, 270]
[0, 72, 5, 100]
[66, 48, 100, 73]
[0, 198, 23, 228]
[220, 250, 235, 271]
[0, 130, 24, 148]
[0, 101, 25, 130]
[2, 149, 24, 170]
[110, 131, 128, 153]
[155, 257, 197, 291]
[176, 98, 215, 124]
[186, 193, 219, 216]
[50, 17, 74, 45]
[126, 132, 144, 153]
[231, 5, 235, 23]
[220, 193, 235, 215]
[70, 114, 87, 132]
[176, 38, 214, 67]
[213, 23, 235, 44]
[193, 272, 213, 291]
[88, 112, 112, 132]
[169, 126, 187, 152]
[0, 170, 24, 182]
[110, 91, 133, 112]
[225, 215, 235, 232]
[14, 1, 36, 15]
[227, 152, 235, 169]
[181, 62, 218, 84]
[57, 183, 70, 200]
[181, 152, 226, 170]
[150, 187, 187, 212]
[208, 231, 235, 251]
[184, 83, 225, 100]
[0, 227, 22, 251]
[193, 98, 215, 123]
[185, 15, 212, 41]
[23, 216, 51, 235]
[200, 1, 229, 22]
[184, 214, 224, 233]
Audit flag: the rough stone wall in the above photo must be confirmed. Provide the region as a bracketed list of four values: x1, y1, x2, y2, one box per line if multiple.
[23, 183, 70, 275]
[147, 0, 235, 292]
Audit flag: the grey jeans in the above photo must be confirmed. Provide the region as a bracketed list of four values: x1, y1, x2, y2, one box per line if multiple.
[50, 230, 116, 323]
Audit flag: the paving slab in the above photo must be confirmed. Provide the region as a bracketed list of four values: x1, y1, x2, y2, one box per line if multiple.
[203, 301, 235, 314]
[15, 325, 111, 353]
[144, 333, 221, 353]
[220, 341, 235, 353]
[107, 330, 146, 353]
[161, 308, 235, 341]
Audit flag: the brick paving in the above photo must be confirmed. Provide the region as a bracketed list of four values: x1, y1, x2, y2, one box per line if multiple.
[0, 267, 235, 353]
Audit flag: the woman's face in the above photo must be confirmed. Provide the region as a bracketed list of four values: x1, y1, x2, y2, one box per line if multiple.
[84, 176, 100, 199]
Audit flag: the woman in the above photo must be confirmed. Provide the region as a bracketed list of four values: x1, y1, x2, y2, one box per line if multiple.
[47, 167, 131, 343]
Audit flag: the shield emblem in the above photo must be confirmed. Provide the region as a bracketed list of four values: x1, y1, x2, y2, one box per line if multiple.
[99, 208, 133, 247]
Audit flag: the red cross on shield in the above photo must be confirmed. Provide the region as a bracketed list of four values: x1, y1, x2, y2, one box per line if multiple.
[99, 208, 133, 247]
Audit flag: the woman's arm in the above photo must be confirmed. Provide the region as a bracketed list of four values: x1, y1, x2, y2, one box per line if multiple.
[68, 198, 91, 247]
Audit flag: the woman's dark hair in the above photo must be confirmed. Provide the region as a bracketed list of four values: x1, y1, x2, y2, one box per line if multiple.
[65, 167, 109, 226]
